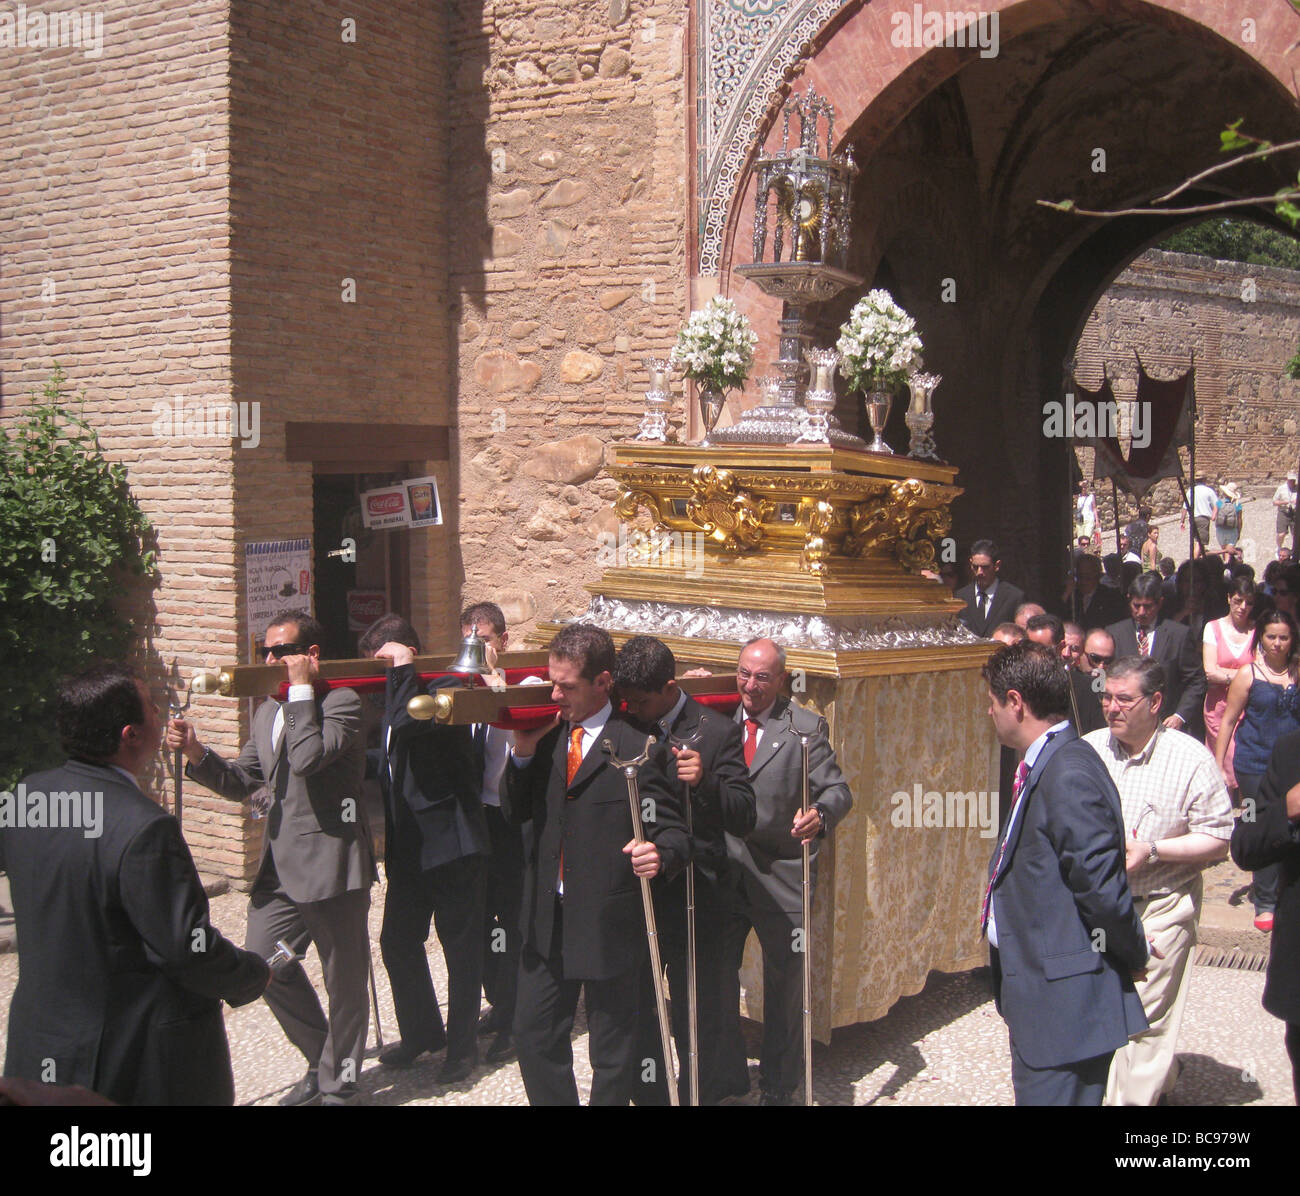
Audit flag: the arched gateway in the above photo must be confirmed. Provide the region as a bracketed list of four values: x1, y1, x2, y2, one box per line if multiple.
[697, 0, 1300, 597]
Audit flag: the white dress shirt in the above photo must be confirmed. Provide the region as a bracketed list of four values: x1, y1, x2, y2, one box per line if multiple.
[988, 720, 1070, 948]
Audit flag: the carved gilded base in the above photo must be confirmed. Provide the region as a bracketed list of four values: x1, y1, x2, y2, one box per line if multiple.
[608, 443, 962, 581]
[591, 559, 963, 618]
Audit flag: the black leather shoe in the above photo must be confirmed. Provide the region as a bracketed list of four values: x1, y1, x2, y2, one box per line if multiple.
[438, 1054, 477, 1084]
[278, 1069, 320, 1106]
[378, 1037, 444, 1069]
[485, 1031, 516, 1064]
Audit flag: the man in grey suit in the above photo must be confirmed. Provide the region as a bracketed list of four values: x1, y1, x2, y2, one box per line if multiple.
[717, 637, 853, 1105]
[982, 641, 1150, 1104]
[169, 610, 375, 1106]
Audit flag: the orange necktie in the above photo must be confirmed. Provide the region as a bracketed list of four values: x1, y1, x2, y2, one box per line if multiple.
[567, 725, 584, 786]
[560, 725, 584, 892]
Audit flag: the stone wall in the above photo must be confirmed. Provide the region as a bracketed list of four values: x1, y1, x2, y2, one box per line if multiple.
[449, 0, 689, 635]
[1074, 248, 1300, 527]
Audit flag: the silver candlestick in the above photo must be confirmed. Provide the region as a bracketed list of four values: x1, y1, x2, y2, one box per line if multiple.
[905, 371, 943, 460]
[636, 357, 673, 442]
[796, 348, 839, 444]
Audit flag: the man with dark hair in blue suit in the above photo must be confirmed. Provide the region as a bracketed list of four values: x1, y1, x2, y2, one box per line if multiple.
[981, 641, 1150, 1105]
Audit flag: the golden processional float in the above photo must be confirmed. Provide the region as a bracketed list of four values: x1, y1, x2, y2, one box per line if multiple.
[547, 89, 994, 1041]
[187, 89, 997, 1052]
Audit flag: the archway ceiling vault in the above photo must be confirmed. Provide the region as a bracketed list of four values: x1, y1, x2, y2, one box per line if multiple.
[826, 11, 1300, 335]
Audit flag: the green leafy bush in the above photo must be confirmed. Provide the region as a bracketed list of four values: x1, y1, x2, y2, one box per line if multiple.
[0, 367, 156, 791]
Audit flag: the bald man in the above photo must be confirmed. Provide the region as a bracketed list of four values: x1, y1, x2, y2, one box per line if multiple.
[716, 637, 853, 1105]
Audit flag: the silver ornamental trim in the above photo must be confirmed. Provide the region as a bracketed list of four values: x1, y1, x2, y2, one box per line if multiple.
[580, 594, 981, 650]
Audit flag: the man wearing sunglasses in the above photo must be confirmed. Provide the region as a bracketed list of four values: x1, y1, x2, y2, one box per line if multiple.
[1067, 628, 1115, 735]
[168, 609, 374, 1106]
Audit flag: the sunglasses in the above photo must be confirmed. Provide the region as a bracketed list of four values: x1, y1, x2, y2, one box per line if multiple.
[1086, 652, 1114, 667]
[266, 642, 309, 659]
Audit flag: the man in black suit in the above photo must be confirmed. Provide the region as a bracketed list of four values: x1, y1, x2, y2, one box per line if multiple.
[616, 636, 757, 1106]
[360, 613, 488, 1083]
[3, 664, 267, 1105]
[1106, 571, 1206, 737]
[459, 601, 530, 1066]
[956, 539, 1026, 637]
[1231, 729, 1300, 1102]
[1065, 553, 1127, 631]
[982, 642, 1149, 1104]
[503, 623, 688, 1105]
[1069, 627, 1114, 735]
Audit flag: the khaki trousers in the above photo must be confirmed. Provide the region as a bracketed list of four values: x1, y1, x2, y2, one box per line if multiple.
[1105, 878, 1200, 1106]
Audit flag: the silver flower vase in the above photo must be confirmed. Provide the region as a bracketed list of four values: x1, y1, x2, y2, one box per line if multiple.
[864, 389, 895, 454]
[698, 383, 726, 446]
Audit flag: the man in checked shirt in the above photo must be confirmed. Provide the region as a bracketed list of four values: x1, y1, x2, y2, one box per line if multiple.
[1085, 655, 1233, 1105]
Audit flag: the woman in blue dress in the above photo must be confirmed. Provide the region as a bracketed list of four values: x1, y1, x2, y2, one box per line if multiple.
[1216, 608, 1300, 931]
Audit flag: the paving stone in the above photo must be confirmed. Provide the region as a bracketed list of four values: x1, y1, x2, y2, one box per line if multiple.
[0, 877, 1290, 1105]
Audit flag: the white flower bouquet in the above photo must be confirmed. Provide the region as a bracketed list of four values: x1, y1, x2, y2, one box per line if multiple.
[836, 289, 923, 393]
[669, 296, 758, 392]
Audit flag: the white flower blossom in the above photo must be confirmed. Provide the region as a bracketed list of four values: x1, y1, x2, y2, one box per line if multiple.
[670, 296, 758, 391]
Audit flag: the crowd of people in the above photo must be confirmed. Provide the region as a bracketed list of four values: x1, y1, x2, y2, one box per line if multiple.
[2, 609, 852, 1108]
[4, 481, 1300, 1109]
[957, 522, 1300, 1104]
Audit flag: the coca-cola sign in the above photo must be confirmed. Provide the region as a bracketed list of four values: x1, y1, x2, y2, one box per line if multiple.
[360, 484, 411, 529]
[347, 590, 387, 631]
[367, 493, 404, 515]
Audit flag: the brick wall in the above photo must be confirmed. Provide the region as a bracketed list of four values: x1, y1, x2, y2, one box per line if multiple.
[1, 0, 456, 882]
[0, 0, 243, 872]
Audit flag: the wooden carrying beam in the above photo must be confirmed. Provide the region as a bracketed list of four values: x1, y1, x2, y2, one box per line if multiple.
[412, 674, 742, 729]
[191, 650, 553, 699]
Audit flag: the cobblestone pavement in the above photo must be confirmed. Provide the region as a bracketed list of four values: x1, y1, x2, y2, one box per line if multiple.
[1, 857, 1291, 1106]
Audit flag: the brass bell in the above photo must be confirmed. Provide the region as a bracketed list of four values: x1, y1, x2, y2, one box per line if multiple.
[449, 629, 489, 677]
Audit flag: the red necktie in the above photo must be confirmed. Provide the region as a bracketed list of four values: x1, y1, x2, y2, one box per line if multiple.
[1137, 627, 1150, 656]
[743, 717, 760, 767]
[981, 761, 1029, 932]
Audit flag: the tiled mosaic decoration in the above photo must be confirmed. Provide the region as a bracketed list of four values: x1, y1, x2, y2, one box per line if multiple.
[696, 0, 843, 275]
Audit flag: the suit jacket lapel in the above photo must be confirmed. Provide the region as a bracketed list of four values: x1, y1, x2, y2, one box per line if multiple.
[995, 728, 1072, 871]
[265, 700, 288, 786]
[568, 732, 609, 791]
[748, 700, 790, 777]
[669, 695, 702, 742]
[566, 719, 646, 793]
[1156, 621, 1177, 663]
